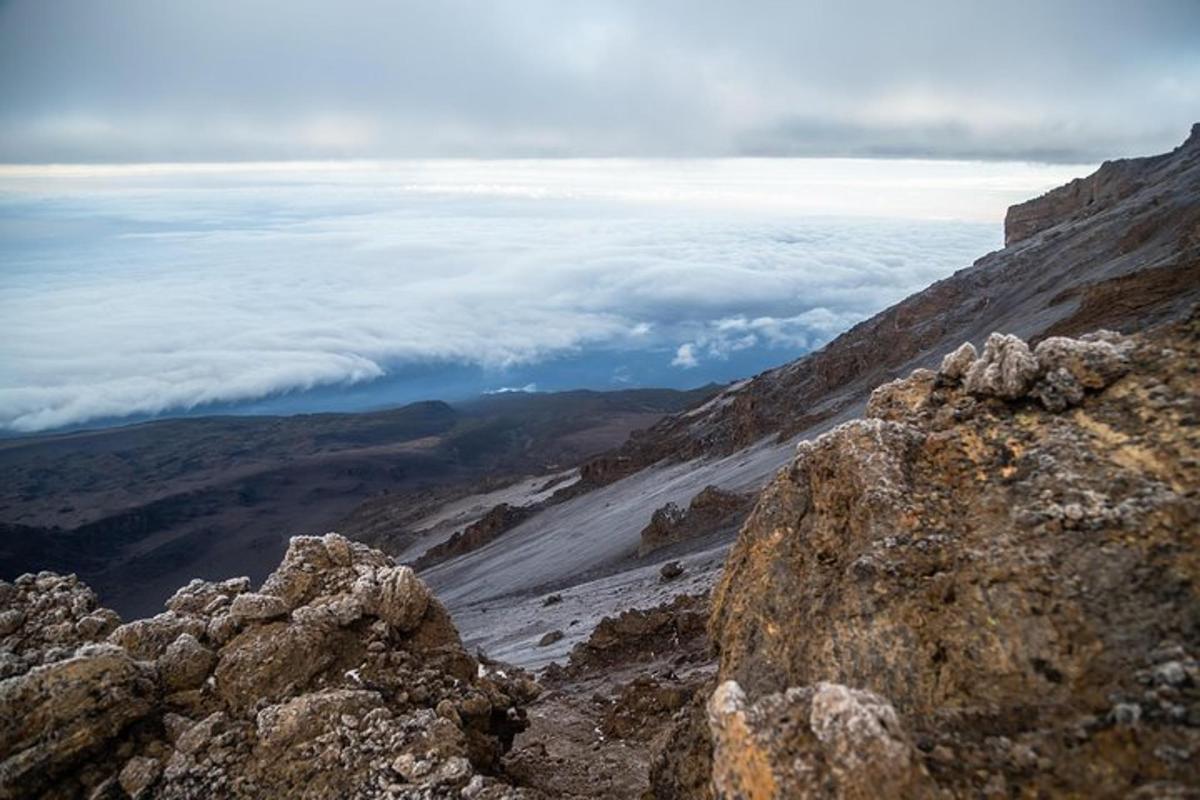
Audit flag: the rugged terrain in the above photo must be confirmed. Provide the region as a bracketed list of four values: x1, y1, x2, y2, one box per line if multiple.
[1, 534, 544, 799]
[3, 314, 1195, 799]
[1, 129, 1198, 798]
[0, 387, 711, 618]
[653, 311, 1200, 798]
[412, 125, 1200, 673]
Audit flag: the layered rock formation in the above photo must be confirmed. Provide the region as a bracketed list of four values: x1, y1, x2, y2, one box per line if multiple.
[1004, 123, 1200, 246]
[653, 312, 1200, 798]
[638, 488, 753, 557]
[413, 504, 533, 570]
[0, 534, 541, 799]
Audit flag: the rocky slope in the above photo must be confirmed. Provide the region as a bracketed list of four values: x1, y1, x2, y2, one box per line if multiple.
[6, 317, 1193, 800]
[569, 124, 1200, 490]
[413, 503, 535, 571]
[0, 534, 542, 799]
[651, 311, 1200, 798]
[0, 387, 709, 619]
[3, 130, 1198, 800]
[409, 126, 1200, 676]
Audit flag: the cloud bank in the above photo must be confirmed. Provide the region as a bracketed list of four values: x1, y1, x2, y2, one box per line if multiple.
[0, 159, 1084, 432]
[0, 0, 1196, 163]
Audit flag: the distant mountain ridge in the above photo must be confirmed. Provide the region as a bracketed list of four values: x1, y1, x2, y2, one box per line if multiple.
[0, 387, 713, 617]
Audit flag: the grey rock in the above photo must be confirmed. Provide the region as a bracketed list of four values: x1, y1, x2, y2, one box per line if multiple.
[537, 630, 564, 647]
[228, 592, 288, 624]
[659, 561, 685, 581]
[964, 333, 1040, 399]
[938, 341, 978, 382]
[1036, 331, 1128, 393]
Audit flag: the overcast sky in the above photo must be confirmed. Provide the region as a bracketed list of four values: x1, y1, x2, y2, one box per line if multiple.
[1, 0, 1197, 163]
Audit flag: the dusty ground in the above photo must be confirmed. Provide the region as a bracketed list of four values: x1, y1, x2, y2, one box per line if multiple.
[449, 541, 727, 671]
[501, 594, 715, 799]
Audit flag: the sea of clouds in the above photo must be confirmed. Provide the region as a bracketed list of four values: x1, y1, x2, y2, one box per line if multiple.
[0, 158, 1087, 433]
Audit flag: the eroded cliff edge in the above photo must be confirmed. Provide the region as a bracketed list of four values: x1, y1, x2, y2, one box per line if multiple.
[1005, 123, 1200, 246]
[652, 311, 1200, 799]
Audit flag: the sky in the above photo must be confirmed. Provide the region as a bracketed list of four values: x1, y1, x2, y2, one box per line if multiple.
[0, 0, 1197, 163]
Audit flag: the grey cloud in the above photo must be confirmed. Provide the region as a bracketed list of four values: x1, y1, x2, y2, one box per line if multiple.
[0, 0, 1196, 162]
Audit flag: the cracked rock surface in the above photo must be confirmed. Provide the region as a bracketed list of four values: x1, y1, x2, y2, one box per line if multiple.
[0, 533, 542, 799]
[653, 313, 1200, 799]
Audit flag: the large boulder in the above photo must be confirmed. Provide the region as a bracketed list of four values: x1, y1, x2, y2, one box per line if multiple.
[656, 316, 1200, 798]
[0, 532, 540, 799]
[0, 644, 159, 798]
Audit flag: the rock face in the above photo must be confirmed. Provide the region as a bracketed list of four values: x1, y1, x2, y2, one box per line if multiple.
[654, 313, 1200, 798]
[1004, 123, 1200, 246]
[639, 487, 754, 557]
[0, 533, 541, 799]
[413, 503, 532, 570]
[707, 681, 936, 800]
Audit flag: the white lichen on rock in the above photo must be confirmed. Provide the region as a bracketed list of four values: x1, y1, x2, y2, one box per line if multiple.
[0, 534, 541, 799]
[707, 679, 935, 799]
[963, 333, 1040, 399]
[929, 329, 1132, 411]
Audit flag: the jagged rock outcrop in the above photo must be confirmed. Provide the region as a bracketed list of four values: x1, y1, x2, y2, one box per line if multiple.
[653, 313, 1200, 798]
[413, 503, 532, 571]
[551, 593, 709, 676]
[638, 487, 753, 557]
[1004, 123, 1200, 246]
[0, 533, 542, 799]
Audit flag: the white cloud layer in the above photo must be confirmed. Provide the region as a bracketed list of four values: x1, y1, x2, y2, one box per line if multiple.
[0, 159, 1082, 432]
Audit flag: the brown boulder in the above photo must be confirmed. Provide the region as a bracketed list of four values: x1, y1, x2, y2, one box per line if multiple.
[708, 680, 936, 800]
[639, 486, 753, 557]
[660, 316, 1200, 798]
[0, 644, 159, 798]
[159, 633, 217, 692]
[0, 533, 538, 798]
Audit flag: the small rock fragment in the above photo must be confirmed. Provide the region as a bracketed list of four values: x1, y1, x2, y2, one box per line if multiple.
[939, 341, 978, 382]
[228, 592, 289, 623]
[537, 630, 565, 647]
[118, 756, 161, 799]
[964, 333, 1040, 399]
[660, 561, 685, 581]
